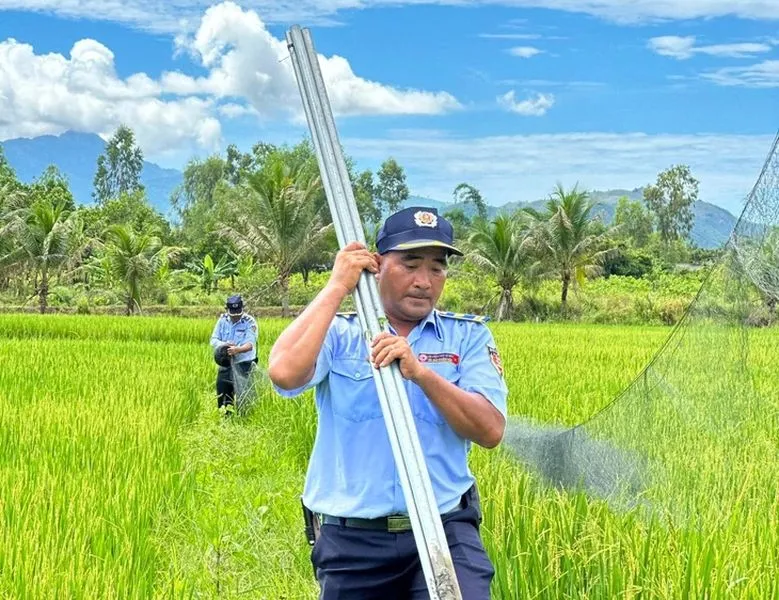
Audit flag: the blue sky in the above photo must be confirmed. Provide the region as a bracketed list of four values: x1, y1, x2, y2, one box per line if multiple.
[0, 1, 777, 214]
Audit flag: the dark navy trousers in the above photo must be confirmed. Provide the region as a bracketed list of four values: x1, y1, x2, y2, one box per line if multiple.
[310, 491, 494, 599]
[215, 361, 253, 408]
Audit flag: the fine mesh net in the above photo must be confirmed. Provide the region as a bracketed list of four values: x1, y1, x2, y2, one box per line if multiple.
[231, 360, 269, 416]
[503, 133, 779, 524]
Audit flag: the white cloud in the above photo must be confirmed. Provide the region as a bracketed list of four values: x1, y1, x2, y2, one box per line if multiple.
[0, 37, 222, 155]
[217, 103, 259, 118]
[162, 2, 460, 118]
[703, 59, 779, 87]
[343, 132, 775, 215]
[498, 91, 555, 116]
[2, 0, 779, 34]
[0, 1, 459, 160]
[480, 33, 542, 40]
[648, 35, 774, 59]
[508, 46, 543, 58]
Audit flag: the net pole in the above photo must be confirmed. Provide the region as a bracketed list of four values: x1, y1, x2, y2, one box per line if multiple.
[286, 25, 462, 600]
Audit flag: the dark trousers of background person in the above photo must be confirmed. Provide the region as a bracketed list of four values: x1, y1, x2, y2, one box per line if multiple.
[215, 361, 253, 408]
[310, 485, 494, 599]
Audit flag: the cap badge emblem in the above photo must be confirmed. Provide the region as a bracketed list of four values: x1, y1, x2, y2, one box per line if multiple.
[414, 211, 437, 228]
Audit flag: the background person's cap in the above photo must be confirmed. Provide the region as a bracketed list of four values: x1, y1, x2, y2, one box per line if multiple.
[226, 295, 244, 315]
[376, 207, 463, 256]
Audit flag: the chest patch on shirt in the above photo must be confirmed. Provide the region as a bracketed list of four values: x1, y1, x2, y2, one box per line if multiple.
[487, 345, 504, 377]
[418, 352, 460, 365]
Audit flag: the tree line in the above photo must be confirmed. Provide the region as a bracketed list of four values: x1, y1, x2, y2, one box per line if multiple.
[0, 125, 707, 320]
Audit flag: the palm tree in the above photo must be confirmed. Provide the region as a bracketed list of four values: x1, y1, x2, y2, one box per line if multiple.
[220, 154, 332, 317]
[101, 224, 181, 315]
[0, 194, 77, 313]
[0, 182, 22, 276]
[466, 213, 532, 321]
[526, 183, 618, 308]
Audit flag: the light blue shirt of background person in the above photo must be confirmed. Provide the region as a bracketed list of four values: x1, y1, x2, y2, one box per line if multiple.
[210, 314, 258, 364]
[273, 309, 508, 519]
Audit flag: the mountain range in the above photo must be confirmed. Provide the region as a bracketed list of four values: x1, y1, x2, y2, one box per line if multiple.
[0, 131, 182, 215]
[404, 188, 739, 249]
[1, 131, 739, 248]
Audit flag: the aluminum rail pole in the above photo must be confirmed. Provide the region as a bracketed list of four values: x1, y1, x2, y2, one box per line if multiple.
[286, 25, 462, 599]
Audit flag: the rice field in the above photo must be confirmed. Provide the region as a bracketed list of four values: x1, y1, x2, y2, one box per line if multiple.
[0, 314, 776, 599]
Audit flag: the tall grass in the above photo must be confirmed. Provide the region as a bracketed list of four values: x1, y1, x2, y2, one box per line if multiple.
[0, 316, 775, 598]
[0, 318, 205, 598]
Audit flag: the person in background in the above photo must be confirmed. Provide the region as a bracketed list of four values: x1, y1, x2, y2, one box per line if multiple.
[210, 294, 258, 414]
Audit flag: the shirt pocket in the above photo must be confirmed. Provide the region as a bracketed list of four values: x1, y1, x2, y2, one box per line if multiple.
[412, 361, 461, 426]
[328, 358, 383, 422]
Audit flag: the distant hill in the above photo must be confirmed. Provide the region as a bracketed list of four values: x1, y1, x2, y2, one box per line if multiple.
[0, 131, 182, 214]
[1, 131, 739, 248]
[403, 189, 738, 249]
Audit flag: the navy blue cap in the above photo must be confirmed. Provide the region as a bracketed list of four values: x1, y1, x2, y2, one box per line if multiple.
[376, 207, 463, 256]
[226, 294, 243, 315]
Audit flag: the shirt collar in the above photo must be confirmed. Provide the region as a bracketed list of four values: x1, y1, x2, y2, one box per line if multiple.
[426, 310, 443, 341]
[388, 310, 441, 344]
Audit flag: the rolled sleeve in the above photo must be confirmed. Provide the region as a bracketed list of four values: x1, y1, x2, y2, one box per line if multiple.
[458, 324, 508, 418]
[273, 326, 335, 398]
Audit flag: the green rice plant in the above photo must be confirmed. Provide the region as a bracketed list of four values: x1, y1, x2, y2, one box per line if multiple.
[1, 316, 775, 599]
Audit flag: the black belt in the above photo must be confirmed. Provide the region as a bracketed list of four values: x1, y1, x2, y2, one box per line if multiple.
[319, 495, 467, 533]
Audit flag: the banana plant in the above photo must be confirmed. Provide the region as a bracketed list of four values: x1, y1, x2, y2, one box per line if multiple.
[186, 253, 236, 293]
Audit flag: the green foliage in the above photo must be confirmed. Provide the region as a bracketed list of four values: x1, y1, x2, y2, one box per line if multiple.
[2, 316, 776, 598]
[353, 168, 381, 227]
[171, 154, 227, 219]
[92, 125, 145, 204]
[525, 183, 619, 307]
[602, 244, 655, 278]
[83, 190, 171, 240]
[186, 253, 236, 293]
[0, 147, 18, 189]
[466, 214, 532, 320]
[646, 233, 693, 268]
[169, 154, 233, 260]
[28, 165, 75, 212]
[218, 150, 333, 316]
[376, 157, 409, 214]
[613, 195, 653, 247]
[643, 164, 699, 244]
[0, 190, 78, 313]
[0, 141, 725, 326]
[443, 206, 471, 241]
[453, 182, 488, 221]
[101, 224, 181, 315]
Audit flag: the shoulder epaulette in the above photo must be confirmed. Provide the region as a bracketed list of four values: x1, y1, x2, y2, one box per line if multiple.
[436, 310, 490, 323]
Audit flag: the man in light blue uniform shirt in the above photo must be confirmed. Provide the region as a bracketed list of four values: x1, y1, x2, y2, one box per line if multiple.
[269, 207, 508, 598]
[210, 294, 258, 412]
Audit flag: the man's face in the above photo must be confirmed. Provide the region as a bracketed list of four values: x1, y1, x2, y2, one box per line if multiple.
[377, 247, 448, 322]
[229, 312, 242, 323]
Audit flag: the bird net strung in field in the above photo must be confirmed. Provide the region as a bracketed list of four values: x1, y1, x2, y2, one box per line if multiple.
[503, 132, 779, 524]
[231, 360, 269, 416]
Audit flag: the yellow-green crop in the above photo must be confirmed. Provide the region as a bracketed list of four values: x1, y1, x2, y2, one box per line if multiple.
[0, 315, 775, 599]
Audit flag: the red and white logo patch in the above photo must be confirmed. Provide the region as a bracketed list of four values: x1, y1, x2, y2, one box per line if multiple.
[487, 345, 504, 377]
[418, 352, 459, 365]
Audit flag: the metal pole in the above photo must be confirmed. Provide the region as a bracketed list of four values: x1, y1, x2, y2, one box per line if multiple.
[285, 25, 462, 599]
